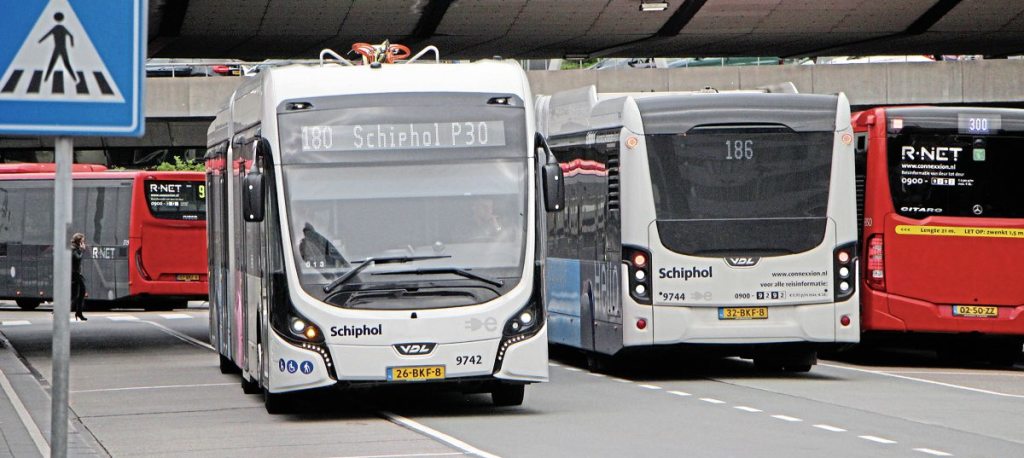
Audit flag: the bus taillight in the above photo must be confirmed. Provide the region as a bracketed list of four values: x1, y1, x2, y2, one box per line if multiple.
[623, 246, 652, 305]
[833, 242, 857, 301]
[866, 234, 885, 291]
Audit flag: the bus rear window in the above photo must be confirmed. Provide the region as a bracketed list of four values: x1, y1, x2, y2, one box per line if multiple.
[646, 129, 834, 256]
[145, 180, 206, 220]
[887, 134, 1024, 218]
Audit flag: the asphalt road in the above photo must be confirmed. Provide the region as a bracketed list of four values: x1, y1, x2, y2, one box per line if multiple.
[1, 304, 1022, 457]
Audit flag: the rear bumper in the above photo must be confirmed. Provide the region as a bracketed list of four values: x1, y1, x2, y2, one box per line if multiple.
[643, 299, 859, 345]
[862, 288, 1024, 336]
[129, 279, 207, 297]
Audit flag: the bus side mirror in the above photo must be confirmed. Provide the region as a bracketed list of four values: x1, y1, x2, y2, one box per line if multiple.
[542, 163, 564, 212]
[242, 171, 265, 222]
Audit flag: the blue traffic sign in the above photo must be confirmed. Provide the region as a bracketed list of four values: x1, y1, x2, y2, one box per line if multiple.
[0, 0, 146, 136]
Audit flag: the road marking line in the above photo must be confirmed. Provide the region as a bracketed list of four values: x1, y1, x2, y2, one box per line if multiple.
[0, 362, 50, 456]
[564, 367, 582, 372]
[107, 315, 139, 321]
[888, 370, 1024, 377]
[913, 448, 952, 456]
[159, 313, 192, 320]
[548, 362, 561, 367]
[771, 415, 802, 422]
[72, 382, 236, 393]
[859, 435, 897, 444]
[328, 453, 466, 458]
[587, 372, 606, 378]
[822, 363, 1024, 399]
[141, 320, 215, 351]
[638, 384, 662, 390]
[610, 377, 631, 383]
[1, 320, 31, 326]
[699, 398, 725, 404]
[668, 391, 691, 397]
[380, 411, 500, 458]
[813, 424, 846, 432]
[734, 406, 762, 412]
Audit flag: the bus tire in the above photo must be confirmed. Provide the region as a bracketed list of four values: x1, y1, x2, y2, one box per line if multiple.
[491, 384, 525, 407]
[15, 299, 41, 311]
[263, 389, 293, 415]
[241, 375, 261, 394]
[987, 341, 1023, 367]
[753, 358, 783, 372]
[219, 354, 239, 374]
[783, 364, 812, 373]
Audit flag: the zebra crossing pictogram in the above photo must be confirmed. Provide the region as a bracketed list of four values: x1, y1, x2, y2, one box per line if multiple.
[0, 0, 123, 102]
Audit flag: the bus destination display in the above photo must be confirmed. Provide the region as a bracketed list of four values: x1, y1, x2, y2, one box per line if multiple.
[958, 114, 1001, 135]
[301, 121, 506, 152]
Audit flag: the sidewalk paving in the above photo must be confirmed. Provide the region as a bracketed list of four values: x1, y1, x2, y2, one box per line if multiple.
[0, 331, 102, 457]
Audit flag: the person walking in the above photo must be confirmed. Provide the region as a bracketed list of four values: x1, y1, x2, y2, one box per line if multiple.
[71, 233, 87, 321]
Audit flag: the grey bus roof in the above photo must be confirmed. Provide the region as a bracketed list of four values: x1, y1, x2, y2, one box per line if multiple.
[636, 92, 839, 134]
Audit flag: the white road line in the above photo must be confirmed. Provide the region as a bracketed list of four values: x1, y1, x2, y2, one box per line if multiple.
[610, 377, 631, 383]
[888, 370, 1024, 377]
[381, 411, 500, 458]
[1, 320, 31, 326]
[141, 320, 215, 351]
[913, 448, 952, 456]
[72, 382, 236, 393]
[668, 391, 691, 397]
[699, 398, 725, 404]
[638, 384, 662, 390]
[859, 435, 897, 444]
[587, 372, 606, 378]
[159, 313, 192, 320]
[812, 424, 846, 432]
[564, 367, 582, 372]
[107, 315, 139, 321]
[734, 406, 762, 413]
[329, 453, 466, 458]
[822, 363, 1024, 399]
[771, 415, 802, 422]
[548, 362, 561, 367]
[0, 363, 50, 456]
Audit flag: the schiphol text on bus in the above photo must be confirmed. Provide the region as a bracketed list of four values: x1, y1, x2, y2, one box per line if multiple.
[535, 84, 860, 372]
[207, 40, 566, 414]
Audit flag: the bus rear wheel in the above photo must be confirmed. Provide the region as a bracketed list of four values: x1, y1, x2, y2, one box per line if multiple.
[241, 375, 261, 394]
[987, 340, 1023, 367]
[491, 383, 525, 407]
[15, 299, 41, 311]
[219, 354, 240, 374]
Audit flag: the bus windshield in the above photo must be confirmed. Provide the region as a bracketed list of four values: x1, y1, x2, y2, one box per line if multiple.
[277, 93, 528, 307]
[887, 133, 1024, 218]
[646, 128, 834, 256]
[144, 180, 206, 220]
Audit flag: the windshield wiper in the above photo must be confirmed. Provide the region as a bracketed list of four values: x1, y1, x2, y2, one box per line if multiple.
[372, 267, 504, 288]
[322, 255, 451, 295]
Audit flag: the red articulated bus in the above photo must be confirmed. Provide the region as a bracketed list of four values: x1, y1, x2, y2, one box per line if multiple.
[853, 106, 1024, 365]
[0, 164, 208, 310]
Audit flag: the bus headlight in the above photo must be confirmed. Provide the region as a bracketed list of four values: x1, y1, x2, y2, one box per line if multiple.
[288, 315, 324, 344]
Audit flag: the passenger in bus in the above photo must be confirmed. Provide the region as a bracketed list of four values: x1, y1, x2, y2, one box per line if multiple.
[299, 222, 350, 268]
[71, 233, 87, 321]
[466, 198, 509, 241]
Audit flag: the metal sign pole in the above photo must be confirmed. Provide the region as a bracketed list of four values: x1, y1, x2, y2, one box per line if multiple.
[50, 137, 73, 458]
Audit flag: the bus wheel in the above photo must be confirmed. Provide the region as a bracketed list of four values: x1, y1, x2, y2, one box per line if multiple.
[987, 341, 1023, 367]
[783, 364, 812, 373]
[753, 358, 783, 372]
[15, 299, 41, 311]
[491, 384, 525, 407]
[263, 389, 293, 414]
[241, 375, 261, 394]
[219, 354, 240, 374]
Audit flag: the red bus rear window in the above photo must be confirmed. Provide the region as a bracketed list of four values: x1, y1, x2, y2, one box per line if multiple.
[144, 180, 206, 220]
[887, 133, 1024, 218]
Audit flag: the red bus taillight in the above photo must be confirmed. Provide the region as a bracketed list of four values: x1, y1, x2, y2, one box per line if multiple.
[866, 235, 885, 291]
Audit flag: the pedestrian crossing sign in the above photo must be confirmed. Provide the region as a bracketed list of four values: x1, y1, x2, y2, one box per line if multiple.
[0, 0, 145, 136]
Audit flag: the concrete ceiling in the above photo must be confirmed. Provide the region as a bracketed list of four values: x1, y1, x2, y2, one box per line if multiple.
[147, 0, 1024, 60]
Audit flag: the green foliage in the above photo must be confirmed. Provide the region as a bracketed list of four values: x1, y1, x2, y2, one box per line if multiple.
[560, 58, 599, 70]
[154, 156, 204, 172]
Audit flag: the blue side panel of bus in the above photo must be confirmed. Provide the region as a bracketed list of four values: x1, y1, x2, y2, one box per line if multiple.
[546, 257, 581, 347]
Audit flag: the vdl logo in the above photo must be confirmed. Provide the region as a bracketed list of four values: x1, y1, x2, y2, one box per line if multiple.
[726, 257, 760, 267]
[394, 343, 437, 356]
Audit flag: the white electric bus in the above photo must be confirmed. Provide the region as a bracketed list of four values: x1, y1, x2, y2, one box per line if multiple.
[536, 85, 859, 371]
[207, 49, 563, 413]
